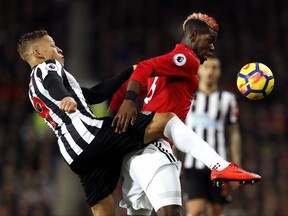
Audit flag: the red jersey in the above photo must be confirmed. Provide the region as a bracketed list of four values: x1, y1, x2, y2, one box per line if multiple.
[110, 43, 200, 122]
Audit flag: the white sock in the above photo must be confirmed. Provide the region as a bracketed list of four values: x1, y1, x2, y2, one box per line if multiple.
[164, 116, 230, 170]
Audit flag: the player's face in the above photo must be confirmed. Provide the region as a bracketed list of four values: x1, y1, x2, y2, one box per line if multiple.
[35, 35, 65, 66]
[192, 29, 217, 64]
[198, 57, 221, 86]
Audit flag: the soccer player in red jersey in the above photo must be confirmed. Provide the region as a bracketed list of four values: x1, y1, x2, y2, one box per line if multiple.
[110, 13, 261, 216]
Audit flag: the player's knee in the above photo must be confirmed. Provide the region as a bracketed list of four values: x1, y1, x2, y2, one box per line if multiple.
[160, 112, 176, 123]
[91, 195, 115, 216]
[155, 112, 176, 132]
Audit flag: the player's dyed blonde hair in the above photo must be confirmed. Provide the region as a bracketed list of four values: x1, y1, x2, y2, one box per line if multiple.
[17, 30, 48, 61]
[182, 13, 219, 33]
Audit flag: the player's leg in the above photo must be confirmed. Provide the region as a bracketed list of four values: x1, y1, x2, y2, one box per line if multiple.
[185, 199, 206, 216]
[137, 139, 183, 216]
[145, 113, 231, 170]
[70, 145, 123, 216]
[207, 203, 224, 216]
[120, 139, 182, 216]
[183, 168, 210, 216]
[91, 195, 115, 216]
[206, 177, 230, 216]
[147, 114, 261, 183]
[119, 149, 154, 216]
[146, 163, 182, 216]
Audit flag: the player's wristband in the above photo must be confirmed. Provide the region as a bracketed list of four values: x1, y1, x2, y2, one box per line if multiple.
[125, 90, 137, 102]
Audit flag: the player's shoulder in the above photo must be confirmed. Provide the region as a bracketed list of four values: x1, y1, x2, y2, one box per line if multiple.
[219, 89, 237, 101]
[170, 44, 199, 67]
[37, 59, 62, 72]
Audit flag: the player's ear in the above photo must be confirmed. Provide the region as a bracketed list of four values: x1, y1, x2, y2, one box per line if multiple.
[33, 49, 44, 59]
[189, 30, 197, 42]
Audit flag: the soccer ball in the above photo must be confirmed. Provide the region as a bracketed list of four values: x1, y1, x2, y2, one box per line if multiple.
[236, 62, 274, 100]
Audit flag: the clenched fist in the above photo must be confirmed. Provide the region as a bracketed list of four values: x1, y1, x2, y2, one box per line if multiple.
[59, 96, 77, 113]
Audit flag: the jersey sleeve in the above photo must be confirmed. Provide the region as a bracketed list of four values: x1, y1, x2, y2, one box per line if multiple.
[81, 66, 134, 104]
[42, 59, 71, 100]
[227, 93, 239, 124]
[130, 51, 197, 85]
[109, 81, 128, 112]
[40, 59, 64, 79]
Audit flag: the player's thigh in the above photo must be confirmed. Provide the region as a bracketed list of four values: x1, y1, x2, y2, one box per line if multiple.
[120, 149, 154, 215]
[121, 139, 180, 214]
[144, 112, 175, 143]
[75, 156, 122, 208]
[91, 195, 115, 216]
[185, 198, 206, 216]
[146, 163, 182, 212]
[207, 203, 224, 216]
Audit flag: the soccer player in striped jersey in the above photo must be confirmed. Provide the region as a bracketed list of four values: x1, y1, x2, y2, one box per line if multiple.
[183, 56, 241, 216]
[110, 13, 261, 216]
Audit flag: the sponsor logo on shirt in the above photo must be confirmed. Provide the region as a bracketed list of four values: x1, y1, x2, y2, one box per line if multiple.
[46, 63, 58, 71]
[173, 53, 186, 66]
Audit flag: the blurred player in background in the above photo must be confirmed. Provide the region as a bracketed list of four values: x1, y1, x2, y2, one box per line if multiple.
[182, 56, 241, 216]
[110, 13, 260, 216]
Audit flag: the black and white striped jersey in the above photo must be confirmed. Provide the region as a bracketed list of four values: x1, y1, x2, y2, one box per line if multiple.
[28, 59, 103, 165]
[184, 90, 239, 169]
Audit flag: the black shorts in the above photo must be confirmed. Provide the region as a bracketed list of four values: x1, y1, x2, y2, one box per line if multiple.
[70, 112, 155, 206]
[184, 167, 231, 204]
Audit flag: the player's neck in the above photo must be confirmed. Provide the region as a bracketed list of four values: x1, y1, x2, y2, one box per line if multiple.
[199, 82, 217, 95]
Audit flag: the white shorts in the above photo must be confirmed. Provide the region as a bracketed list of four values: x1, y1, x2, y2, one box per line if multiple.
[119, 139, 182, 215]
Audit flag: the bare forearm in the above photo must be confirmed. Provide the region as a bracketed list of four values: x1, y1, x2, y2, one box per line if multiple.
[127, 80, 142, 94]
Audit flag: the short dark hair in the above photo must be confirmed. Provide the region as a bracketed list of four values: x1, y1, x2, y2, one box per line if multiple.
[182, 13, 219, 35]
[17, 30, 48, 61]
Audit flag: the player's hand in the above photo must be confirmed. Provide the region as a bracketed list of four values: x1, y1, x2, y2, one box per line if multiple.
[59, 96, 77, 113]
[112, 100, 137, 133]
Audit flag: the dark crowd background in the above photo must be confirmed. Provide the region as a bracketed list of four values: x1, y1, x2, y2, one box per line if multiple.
[0, 0, 288, 215]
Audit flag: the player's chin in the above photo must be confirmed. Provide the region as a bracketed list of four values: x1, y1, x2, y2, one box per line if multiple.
[60, 59, 65, 66]
[200, 56, 208, 64]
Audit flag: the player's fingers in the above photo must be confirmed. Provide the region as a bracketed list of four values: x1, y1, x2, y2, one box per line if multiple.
[115, 114, 126, 133]
[67, 103, 77, 113]
[122, 116, 131, 133]
[59, 101, 65, 111]
[112, 115, 121, 132]
[130, 115, 136, 126]
[117, 115, 127, 134]
[62, 102, 69, 112]
[111, 115, 118, 127]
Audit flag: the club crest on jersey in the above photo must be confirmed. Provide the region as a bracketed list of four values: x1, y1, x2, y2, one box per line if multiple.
[46, 63, 58, 71]
[173, 53, 186, 66]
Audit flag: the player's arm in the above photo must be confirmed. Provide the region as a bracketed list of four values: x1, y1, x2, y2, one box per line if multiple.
[81, 66, 134, 104]
[228, 123, 242, 166]
[227, 95, 241, 166]
[228, 122, 242, 190]
[112, 61, 153, 133]
[108, 77, 148, 117]
[43, 60, 77, 113]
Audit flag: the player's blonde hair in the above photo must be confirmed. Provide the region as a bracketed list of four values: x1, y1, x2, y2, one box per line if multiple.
[182, 13, 219, 32]
[17, 30, 48, 61]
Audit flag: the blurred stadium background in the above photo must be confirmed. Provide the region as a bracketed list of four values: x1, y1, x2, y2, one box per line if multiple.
[0, 0, 288, 215]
